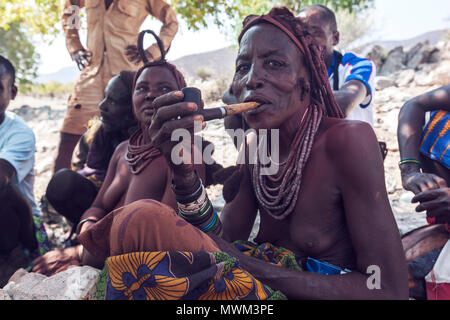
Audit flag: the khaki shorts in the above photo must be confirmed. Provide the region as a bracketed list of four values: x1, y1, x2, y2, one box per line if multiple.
[61, 56, 115, 135]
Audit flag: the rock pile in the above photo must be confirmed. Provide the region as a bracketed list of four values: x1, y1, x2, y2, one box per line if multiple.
[368, 38, 450, 80]
[371, 38, 450, 235]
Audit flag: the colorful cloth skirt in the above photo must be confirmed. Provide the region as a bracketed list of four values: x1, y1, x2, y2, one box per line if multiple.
[24, 215, 51, 271]
[93, 241, 301, 300]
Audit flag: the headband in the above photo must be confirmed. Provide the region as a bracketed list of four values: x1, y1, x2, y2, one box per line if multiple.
[238, 14, 306, 54]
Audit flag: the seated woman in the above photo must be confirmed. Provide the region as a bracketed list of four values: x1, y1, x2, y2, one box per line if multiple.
[44, 71, 137, 238]
[32, 32, 208, 276]
[73, 70, 138, 184]
[397, 84, 450, 300]
[77, 8, 408, 300]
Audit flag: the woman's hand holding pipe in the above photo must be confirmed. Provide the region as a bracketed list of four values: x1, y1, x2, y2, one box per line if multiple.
[148, 90, 205, 187]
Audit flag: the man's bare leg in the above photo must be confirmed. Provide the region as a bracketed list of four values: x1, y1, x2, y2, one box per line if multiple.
[53, 132, 82, 174]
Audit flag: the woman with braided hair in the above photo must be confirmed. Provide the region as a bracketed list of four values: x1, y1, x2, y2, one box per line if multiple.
[32, 31, 213, 276]
[76, 8, 408, 300]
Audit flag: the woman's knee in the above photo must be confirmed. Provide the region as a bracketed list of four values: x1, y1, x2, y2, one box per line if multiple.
[46, 169, 97, 223]
[46, 168, 78, 202]
[109, 199, 219, 255]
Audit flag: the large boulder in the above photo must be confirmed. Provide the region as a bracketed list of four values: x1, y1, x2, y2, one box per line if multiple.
[405, 42, 439, 70]
[0, 289, 11, 300]
[414, 60, 450, 86]
[3, 266, 100, 300]
[366, 45, 386, 71]
[395, 69, 416, 87]
[0, 246, 30, 288]
[380, 46, 405, 76]
[375, 76, 396, 90]
[441, 40, 450, 60]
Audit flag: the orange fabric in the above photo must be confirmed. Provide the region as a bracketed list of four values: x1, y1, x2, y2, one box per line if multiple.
[78, 199, 220, 262]
[61, 57, 113, 135]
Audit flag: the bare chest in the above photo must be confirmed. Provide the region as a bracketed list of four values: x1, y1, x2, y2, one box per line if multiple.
[254, 143, 354, 265]
[103, 156, 169, 210]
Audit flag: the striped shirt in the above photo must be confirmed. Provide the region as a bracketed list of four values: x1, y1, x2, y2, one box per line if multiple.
[420, 110, 450, 169]
[328, 51, 376, 126]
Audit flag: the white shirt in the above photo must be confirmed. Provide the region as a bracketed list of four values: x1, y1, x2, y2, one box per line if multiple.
[328, 51, 377, 126]
[0, 111, 40, 217]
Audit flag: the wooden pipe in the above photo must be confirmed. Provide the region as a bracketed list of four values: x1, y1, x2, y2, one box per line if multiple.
[200, 102, 260, 121]
[182, 87, 260, 121]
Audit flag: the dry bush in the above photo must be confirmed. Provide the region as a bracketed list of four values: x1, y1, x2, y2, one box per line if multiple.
[198, 77, 231, 103]
[335, 6, 376, 52]
[196, 67, 213, 82]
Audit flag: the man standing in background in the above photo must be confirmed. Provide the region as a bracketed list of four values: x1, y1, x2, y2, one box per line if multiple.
[224, 4, 376, 135]
[54, 0, 178, 173]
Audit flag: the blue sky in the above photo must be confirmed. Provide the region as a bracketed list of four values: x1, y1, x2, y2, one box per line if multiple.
[37, 0, 450, 75]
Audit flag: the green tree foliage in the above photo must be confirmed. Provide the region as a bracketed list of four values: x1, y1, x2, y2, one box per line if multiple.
[0, 0, 61, 36]
[0, 0, 373, 84]
[0, 21, 40, 88]
[0, 0, 59, 86]
[171, 0, 373, 31]
[1, 0, 374, 35]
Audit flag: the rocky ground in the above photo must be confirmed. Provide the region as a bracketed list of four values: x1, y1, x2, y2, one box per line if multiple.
[1, 38, 449, 299]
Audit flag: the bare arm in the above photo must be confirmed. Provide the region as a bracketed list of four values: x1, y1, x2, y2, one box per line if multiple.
[333, 122, 408, 299]
[220, 164, 258, 242]
[333, 79, 369, 117]
[79, 142, 126, 228]
[397, 84, 450, 193]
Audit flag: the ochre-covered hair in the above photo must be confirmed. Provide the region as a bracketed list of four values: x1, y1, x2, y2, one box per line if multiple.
[238, 6, 343, 119]
[222, 7, 344, 219]
[132, 30, 187, 97]
[128, 30, 223, 184]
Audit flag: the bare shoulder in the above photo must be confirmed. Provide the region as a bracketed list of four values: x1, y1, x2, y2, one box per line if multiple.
[320, 118, 377, 158]
[109, 140, 129, 165]
[115, 140, 129, 156]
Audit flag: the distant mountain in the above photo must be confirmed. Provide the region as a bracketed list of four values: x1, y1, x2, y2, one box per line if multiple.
[35, 45, 237, 84]
[170, 45, 237, 80]
[35, 65, 80, 84]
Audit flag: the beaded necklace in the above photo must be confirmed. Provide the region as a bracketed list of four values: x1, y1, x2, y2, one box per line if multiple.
[251, 104, 323, 220]
[125, 129, 161, 175]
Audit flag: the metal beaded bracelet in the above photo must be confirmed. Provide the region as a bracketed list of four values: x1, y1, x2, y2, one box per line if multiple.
[176, 185, 223, 235]
[171, 178, 204, 205]
[76, 217, 99, 235]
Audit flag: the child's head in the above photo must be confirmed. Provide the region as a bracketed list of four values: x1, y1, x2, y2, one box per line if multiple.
[0, 55, 17, 116]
